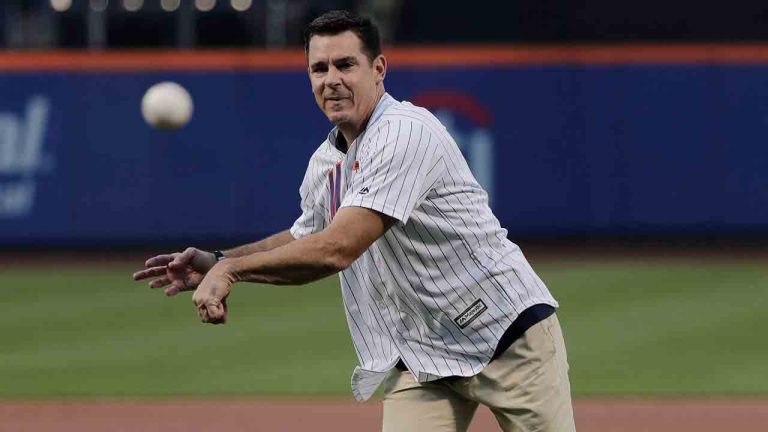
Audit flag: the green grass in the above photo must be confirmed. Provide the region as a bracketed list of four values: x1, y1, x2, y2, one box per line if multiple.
[547, 260, 768, 396]
[1, 259, 767, 397]
[0, 266, 355, 397]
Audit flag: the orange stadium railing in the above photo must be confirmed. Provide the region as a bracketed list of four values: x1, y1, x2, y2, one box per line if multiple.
[2, 44, 768, 72]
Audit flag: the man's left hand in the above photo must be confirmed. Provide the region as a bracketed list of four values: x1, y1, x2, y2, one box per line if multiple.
[192, 264, 235, 324]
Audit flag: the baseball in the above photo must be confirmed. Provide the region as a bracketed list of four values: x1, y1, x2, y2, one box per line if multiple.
[141, 81, 193, 130]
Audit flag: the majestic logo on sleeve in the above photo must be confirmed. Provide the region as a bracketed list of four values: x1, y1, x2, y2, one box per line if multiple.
[411, 90, 496, 206]
[0, 96, 52, 218]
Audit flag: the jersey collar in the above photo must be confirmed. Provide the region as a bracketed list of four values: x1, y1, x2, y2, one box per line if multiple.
[326, 93, 397, 154]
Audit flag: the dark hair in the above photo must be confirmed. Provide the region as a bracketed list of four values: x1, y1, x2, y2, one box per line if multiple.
[303, 10, 381, 62]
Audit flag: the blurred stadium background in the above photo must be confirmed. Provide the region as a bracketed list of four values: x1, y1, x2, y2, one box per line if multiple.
[1, 0, 768, 431]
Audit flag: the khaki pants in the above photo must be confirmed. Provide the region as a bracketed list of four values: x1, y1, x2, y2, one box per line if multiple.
[382, 314, 575, 432]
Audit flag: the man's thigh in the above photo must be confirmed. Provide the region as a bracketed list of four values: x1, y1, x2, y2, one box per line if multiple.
[382, 370, 479, 432]
[456, 314, 575, 432]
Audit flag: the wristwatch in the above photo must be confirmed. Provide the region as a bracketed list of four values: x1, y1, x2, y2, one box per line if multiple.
[212, 250, 226, 262]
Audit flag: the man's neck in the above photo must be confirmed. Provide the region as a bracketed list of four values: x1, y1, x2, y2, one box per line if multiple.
[338, 125, 363, 150]
[338, 89, 385, 150]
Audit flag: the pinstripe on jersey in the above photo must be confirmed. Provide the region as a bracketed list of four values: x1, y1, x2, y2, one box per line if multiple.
[290, 93, 558, 402]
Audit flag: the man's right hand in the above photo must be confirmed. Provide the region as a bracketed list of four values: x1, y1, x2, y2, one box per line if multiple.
[132, 247, 218, 296]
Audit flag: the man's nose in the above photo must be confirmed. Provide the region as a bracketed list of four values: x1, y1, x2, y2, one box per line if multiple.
[325, 67, 341, 87]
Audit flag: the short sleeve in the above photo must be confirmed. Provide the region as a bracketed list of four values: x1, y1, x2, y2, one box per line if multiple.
[290, 156, 328, 238]
[340, 120, 443, 224]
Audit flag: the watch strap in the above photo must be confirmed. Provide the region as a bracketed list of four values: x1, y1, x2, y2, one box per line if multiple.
[212, 250, 226, 262]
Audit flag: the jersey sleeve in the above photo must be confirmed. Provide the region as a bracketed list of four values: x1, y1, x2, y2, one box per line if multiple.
[340, 119, 444, 224]
[290, 154, 328, 239]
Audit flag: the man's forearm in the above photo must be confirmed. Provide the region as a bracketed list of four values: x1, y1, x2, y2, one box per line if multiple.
[222, 229, 296, 258]
[211, 207, 392, 287]
[218, 231, 348, 286]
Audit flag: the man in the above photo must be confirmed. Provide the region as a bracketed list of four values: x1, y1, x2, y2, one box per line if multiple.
[133, 10, 575, 432]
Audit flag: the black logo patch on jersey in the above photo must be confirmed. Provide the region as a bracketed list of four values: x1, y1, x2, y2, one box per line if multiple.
[358, 187, 370, 195]
[454, 299, 488, 329]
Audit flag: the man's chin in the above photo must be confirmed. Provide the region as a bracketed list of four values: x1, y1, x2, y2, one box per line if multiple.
[327, 113, 351, 125]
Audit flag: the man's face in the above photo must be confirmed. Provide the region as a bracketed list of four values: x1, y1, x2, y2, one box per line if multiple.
[307, 31, 385, 130]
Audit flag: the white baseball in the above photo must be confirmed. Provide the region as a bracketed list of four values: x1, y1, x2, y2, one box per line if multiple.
[141, 81, 194, 130]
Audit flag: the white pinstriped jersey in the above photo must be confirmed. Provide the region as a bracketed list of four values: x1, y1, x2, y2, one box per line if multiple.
[290, 93, 558, 401]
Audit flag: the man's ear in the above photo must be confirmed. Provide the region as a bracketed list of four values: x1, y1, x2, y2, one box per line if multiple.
[374, 54, 387, 84]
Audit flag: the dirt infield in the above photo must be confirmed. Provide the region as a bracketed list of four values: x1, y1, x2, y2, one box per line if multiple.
[2, 398, 766, 431]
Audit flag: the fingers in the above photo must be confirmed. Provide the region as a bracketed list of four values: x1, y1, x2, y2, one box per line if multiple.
[218, 297, 229, 324]
[169, 247, 197, 270]
[149, 276, 171, 289]
[197, 305, 210, 322]
[132, 266, 167, 281]
[164, 280, 185, 297]
[197, 305, 224, 324]
[207, 301, 227, 323]
[195, 298, 227, 325]
[144, 254, 175, 268]
[191, 274, 232, 325]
